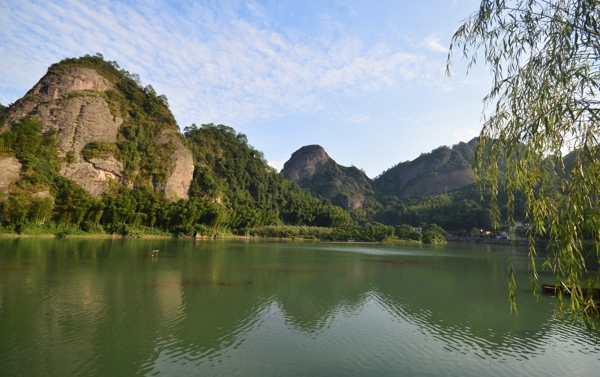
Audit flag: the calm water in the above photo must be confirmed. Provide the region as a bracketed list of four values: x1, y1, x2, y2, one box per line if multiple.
[0, 238, 598, 376]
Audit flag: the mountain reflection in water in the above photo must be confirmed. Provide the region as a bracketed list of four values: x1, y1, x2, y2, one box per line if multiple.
[0, 239, 598, 377]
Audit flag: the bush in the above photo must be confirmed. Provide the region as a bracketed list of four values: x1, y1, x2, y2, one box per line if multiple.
[421, 223, 447, 244]
[395, 224, 422, 241]
[247, 226, 332, 239]
[106, 223, 130, 236]
[80, 221, 104, 233]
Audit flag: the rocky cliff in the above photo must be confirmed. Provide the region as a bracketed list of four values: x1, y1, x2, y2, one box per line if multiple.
[281, 145, 373, 210]
[282, 139, 478, 210]
[154, 129, 195, 200]
[1, 56, 194, 199]
[0, 157, 21, 193]
[374, 138, 477, 198]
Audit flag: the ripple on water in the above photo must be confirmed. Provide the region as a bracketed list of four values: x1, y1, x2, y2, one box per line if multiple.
[3, 240, 600, 377]
[140, 291, 272, 375]
[367, 287, 600, 376]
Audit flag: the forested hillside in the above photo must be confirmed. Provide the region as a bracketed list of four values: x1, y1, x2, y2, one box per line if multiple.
[0, 55, 352, 236]
[281, 144, 374, 210]
[183, 123, 352, 230]
[281, 140, 508, 231]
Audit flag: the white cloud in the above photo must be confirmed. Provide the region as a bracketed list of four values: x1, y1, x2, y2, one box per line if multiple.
[418, 34, 448, 53]
[0, 0, 449, 129]
[268, 159, 286, 172]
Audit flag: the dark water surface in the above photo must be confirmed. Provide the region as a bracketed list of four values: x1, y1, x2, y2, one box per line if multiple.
[0, 238, 598, 376]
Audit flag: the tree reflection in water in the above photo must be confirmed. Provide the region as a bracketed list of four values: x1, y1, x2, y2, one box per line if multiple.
[0, 239, 597, 377]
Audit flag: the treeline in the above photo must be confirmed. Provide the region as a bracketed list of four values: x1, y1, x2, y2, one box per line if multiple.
[348, 185, 527, 232]
[0, 103, 6, 128]
[245, 223, 446, 243]
[372, 187, 494, 230]
[328, 223, 445, 243]
[183, 123, 352, 229]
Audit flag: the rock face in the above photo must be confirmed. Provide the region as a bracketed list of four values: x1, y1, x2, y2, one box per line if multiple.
[155, 130, 194, 200]
[282, 145, 330, 183]
[281, 139, 479, 212]
[5, 66, 115, 128]
[4, 66, 124, 195]
[0, 157, 22, 192]
[374, 138, 477, 198]
[282, 145, 373, 210]
[1, 64, 194, 199]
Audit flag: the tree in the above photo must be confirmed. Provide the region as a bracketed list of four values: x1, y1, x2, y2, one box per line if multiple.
[448, 0, 600, 328]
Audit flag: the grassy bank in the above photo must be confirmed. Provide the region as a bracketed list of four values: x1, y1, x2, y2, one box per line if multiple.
[241, 225, 446, 244]
[0, 223, 446, 244]
[0, 222, 228, 239]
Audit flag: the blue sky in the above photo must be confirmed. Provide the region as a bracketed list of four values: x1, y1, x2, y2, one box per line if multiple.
[0, 0, 490, 177]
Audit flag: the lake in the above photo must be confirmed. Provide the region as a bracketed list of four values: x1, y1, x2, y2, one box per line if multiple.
[0, 238, 598, 376]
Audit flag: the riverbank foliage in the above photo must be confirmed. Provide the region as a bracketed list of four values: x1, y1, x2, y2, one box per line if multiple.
[244, 223, 446, 243]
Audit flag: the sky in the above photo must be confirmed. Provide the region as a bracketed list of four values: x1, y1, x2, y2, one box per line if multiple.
[0, 0, 491, 178]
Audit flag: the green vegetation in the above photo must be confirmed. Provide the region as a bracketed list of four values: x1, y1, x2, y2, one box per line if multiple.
[0, 103, 6, 128]
[0, 55, 453, 246]
[449, 0, 600, 328]
[377, 187, 492, 230]
[349, 184, 520, 234]
[326, 222, 444, 243]
[327, 224, 394, 242]
[246, 225, 332, 239]
[0, 117, 352, 236]
[395, 224, 422, 242]
[245, 222, 445, 243]
[373, 140, 476, 197]
[421, 223, 447, 244]
[0, 117, 76, 193]
[289, 145, 374, 209]
[184, 123, 352, 229]
[81, 141, 119, 161]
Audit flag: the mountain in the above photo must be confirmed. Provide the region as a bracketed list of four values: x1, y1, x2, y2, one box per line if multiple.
[0, 54, 499, 234]
[183, 126, 352, 229]
[282, 139, 478, 207]
[281, 145, 374, 210]
[374, 138, 477, 198]
[0, 55, 353, 234]
[1, 54, 193, 199]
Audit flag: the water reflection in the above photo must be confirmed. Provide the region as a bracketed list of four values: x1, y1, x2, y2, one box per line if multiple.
[0, 239, 598, 377]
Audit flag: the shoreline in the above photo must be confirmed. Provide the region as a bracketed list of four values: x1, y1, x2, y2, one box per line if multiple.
[445, 236, 551, 247]
[0, 233, 174, 239]
[0, 232, 429, 244]
[2, 232, 538, 246]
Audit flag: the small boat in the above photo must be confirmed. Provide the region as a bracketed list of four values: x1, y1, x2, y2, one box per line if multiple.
[541, 284, 600, 297]
[542, 284, 600, 312]
[541, 284, 559, 294]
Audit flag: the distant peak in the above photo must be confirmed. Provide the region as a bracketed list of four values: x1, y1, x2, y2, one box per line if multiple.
[293, 144, 327, 155]
[282, 145, 331, 183]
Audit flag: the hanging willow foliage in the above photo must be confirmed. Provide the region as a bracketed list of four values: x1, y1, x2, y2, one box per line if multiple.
[447, 0, 600, 330]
